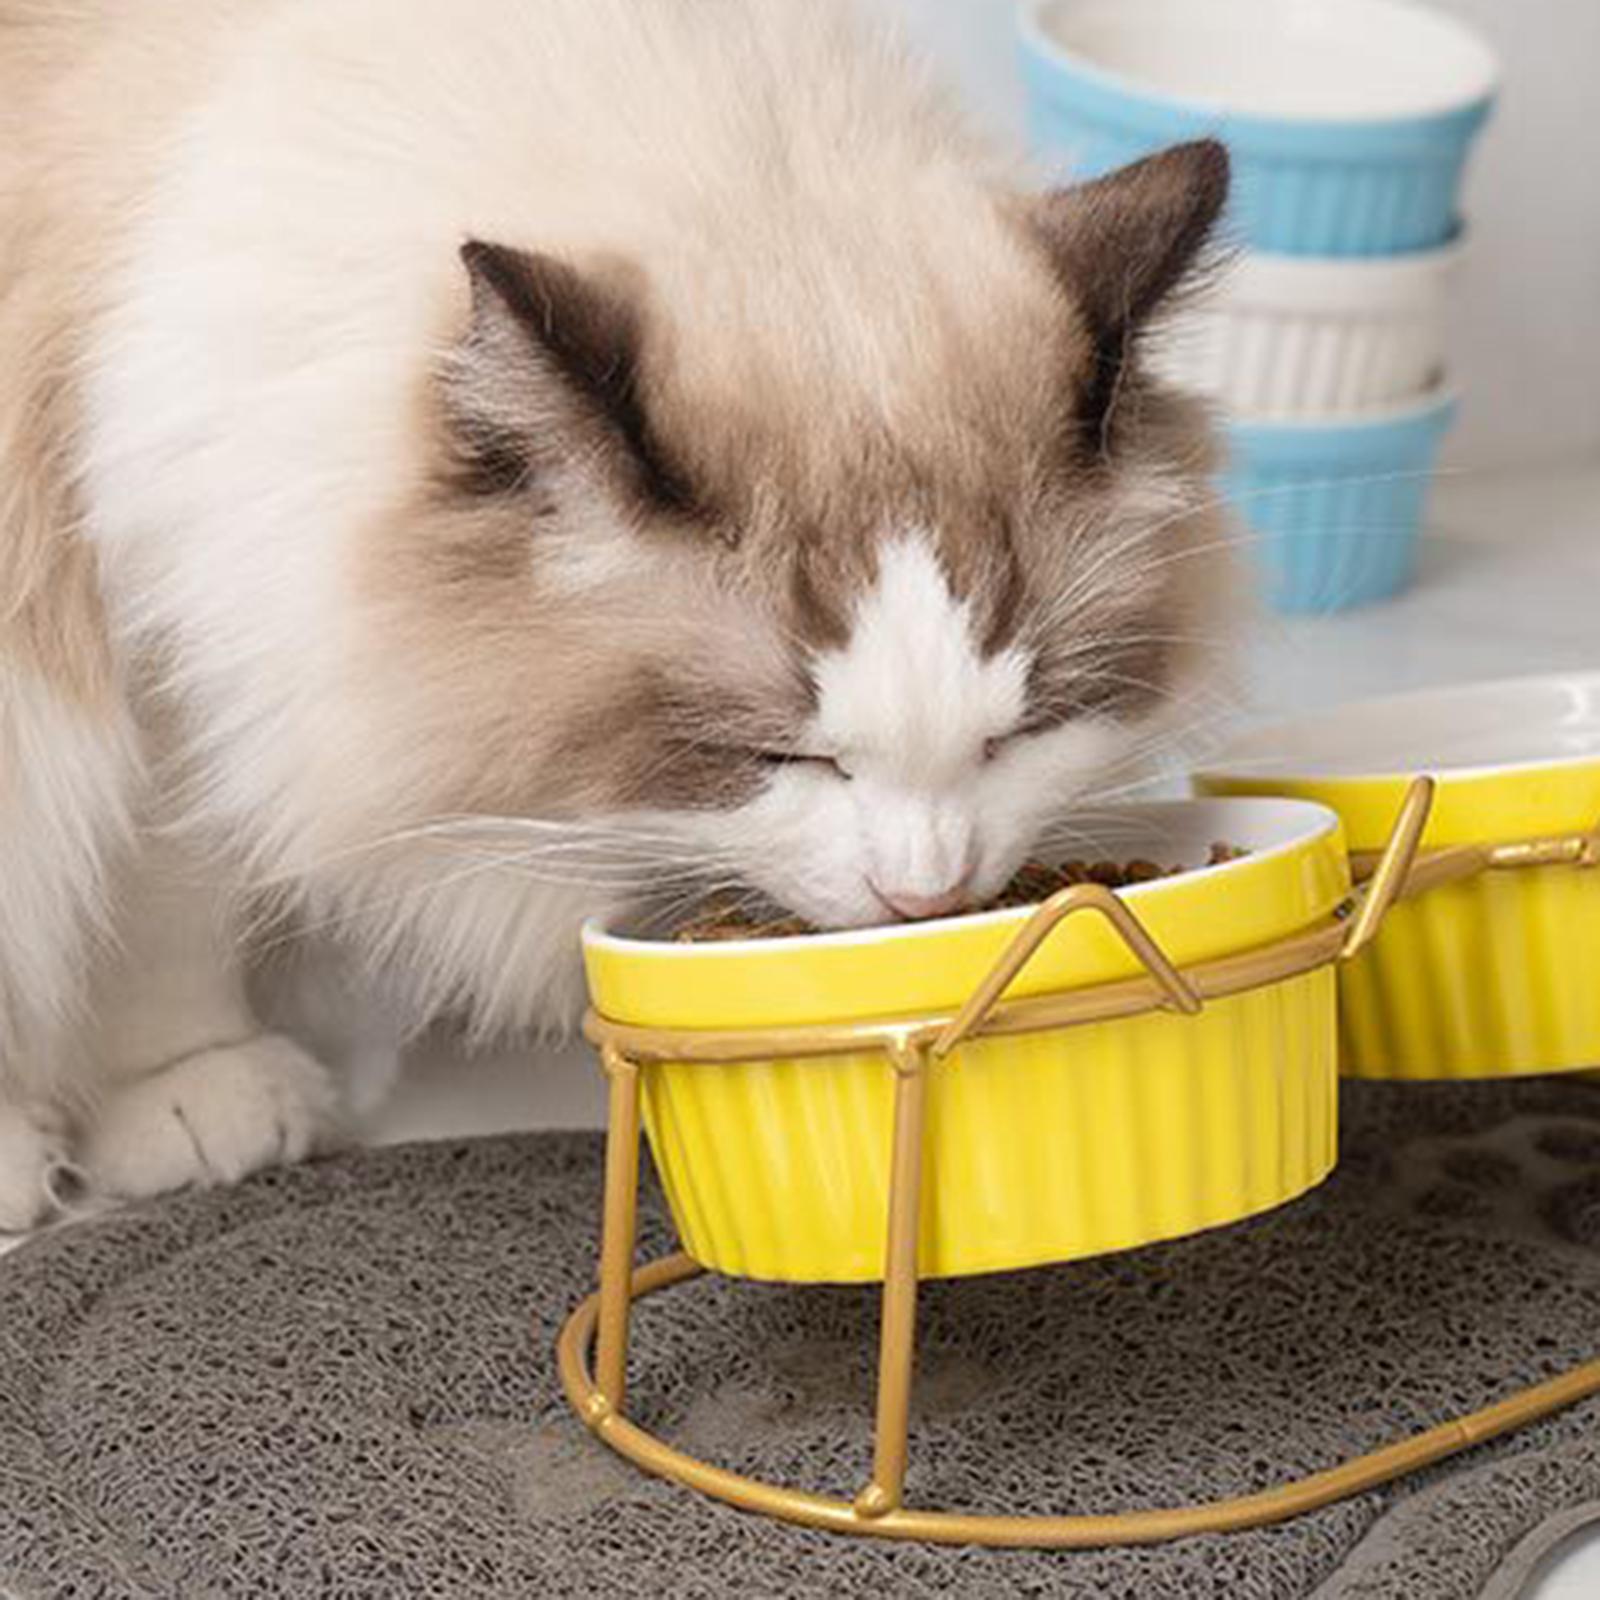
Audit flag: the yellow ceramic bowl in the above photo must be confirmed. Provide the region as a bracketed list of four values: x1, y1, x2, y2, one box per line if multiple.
[584, 799, 1350, 1284]
[1196, 672, 1600, 1080]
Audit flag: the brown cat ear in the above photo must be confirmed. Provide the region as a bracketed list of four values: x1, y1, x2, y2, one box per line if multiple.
[446, 240, 696, 512]
[1034, 140, 1230, 445]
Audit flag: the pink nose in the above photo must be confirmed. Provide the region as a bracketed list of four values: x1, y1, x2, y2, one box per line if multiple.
[874, 873, 974, 922]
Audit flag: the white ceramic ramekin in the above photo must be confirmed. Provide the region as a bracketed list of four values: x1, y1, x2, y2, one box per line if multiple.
[1156, 240, 1462, 416]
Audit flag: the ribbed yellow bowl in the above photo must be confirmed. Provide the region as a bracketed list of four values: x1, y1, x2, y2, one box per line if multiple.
[1196, 672, 1600, 1080]
[584, 800, 1350, 1283]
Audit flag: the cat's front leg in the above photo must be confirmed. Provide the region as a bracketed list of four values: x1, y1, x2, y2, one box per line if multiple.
[80, 835, 341, 1202]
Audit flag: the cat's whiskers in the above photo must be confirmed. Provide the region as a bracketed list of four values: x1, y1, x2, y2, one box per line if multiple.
[236, 808, 745, 952]
[240, 812, 714, 888]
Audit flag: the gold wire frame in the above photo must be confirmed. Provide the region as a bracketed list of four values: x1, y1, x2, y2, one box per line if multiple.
[556, 780, 1600, 1547]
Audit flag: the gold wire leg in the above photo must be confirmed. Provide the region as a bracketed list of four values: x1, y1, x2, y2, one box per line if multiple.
[593, 1046, 643, 1420]
[1340, 776, 1437, 961]
[557, 1261, 1600, 1548]
[856, 1041, 931, 1520]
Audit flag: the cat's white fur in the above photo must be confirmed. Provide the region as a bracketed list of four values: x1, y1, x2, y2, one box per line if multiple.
[0, 668, 138, 1084]
[0, 0, 1230, 1229]
[744, 537, 1125, 925]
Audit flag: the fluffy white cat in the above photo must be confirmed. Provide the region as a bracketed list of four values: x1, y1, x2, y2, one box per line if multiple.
[0, 0, 1231, 1229]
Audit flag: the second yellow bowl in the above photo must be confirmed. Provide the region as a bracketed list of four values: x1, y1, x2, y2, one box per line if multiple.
[1196, 672, 1600, 1080]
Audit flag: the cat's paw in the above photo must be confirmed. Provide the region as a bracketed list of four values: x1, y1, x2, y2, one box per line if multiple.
[83, 1034, 341, 1201]
[0, 1103, 77, 1233]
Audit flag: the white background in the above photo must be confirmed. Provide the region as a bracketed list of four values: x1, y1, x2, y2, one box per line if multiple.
[865, 0, 1600, 473]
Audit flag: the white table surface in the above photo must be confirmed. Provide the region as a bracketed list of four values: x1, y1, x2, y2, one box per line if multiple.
[6, 456, 1600, 1592]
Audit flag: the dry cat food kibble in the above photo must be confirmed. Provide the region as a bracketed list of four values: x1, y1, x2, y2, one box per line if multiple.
[672, 843, 1249, 942]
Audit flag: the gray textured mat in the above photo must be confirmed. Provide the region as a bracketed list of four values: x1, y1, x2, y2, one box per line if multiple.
[4, 1081, 1600, 1599]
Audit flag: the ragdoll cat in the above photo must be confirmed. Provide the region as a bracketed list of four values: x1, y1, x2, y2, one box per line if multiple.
[0, 0, 1232, 1230]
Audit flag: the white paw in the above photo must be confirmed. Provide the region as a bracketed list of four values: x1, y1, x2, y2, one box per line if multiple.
[0, 1103, 76, 1233]
[83, 1034, 341, 1202]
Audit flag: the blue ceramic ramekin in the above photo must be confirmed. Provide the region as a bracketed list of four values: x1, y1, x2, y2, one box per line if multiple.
[1225, 388, 1459, 613]
[1019, 0, 1497, 256]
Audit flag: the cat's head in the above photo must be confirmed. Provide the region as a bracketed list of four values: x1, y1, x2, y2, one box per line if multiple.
[374, 141, 1232, 930]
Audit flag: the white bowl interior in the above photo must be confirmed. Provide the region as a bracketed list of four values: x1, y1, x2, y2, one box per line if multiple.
[589, 798, 1337, 954]
[1205, 673, 1600, 781]
[1032, 0, 1497, 121]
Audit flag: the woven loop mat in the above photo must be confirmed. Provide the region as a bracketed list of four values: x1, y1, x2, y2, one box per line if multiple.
[5, 1079, 1600, 1598]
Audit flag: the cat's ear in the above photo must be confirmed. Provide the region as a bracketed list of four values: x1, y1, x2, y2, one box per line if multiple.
[1033, 140, 1230, 444]
[445, 240, 695, 512]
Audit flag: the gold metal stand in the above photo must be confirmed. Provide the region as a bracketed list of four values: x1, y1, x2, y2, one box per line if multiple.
[556, 780, 1600, 1546]
[1349, 815, 1600, 895]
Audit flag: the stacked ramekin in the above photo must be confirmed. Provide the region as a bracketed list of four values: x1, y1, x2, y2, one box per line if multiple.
[1020, 0, 1498, 613]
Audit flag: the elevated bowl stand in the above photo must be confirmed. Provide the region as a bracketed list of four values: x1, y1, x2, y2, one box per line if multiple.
[557, 781, 1600, 1547]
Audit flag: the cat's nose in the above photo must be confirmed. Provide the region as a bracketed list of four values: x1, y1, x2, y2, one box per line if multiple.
[873, 870, 975, 922]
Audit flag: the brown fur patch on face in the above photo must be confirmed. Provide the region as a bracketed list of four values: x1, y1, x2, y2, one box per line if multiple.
[541, 664, 808, 812]
[606, 158, 1226, 679]
[660, 404, 1055, 670]
[359, 466, 814, 825]
[783, 465, 1034, 662]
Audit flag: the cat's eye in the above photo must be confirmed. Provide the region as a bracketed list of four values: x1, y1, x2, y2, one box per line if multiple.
[755, 750, 850, 780]
[985, 724, 1044, 762]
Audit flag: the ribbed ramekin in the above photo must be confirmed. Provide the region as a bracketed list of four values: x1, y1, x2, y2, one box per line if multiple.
[1196, 674, 1600, 1080]
[1019, 0, 1497, 256]
[585, 800, 1350, 1283]
[1156, 240, 1461, 415]
[1224, 386, 1458, 614]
